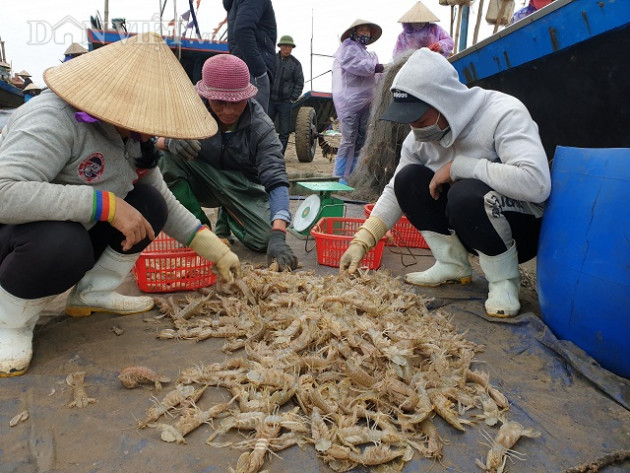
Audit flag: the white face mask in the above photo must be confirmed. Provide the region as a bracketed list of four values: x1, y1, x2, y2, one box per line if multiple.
[410, 112, 449, 142]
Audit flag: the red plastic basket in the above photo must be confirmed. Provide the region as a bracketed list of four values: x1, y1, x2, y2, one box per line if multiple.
[310, 217, 386, 269]
[364, 203, 429, 249]
[132, 232, 216, 293]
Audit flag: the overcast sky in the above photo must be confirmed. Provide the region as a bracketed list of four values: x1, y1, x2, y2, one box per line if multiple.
[1, 0, 508, 92]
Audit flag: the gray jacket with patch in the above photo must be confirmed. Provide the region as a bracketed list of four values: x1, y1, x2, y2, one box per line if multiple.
[0, 90, 200, 244]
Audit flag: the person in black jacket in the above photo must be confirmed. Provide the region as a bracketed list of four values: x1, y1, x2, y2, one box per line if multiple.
[158, 54, 298, 271]
[268, 35, 304, 155]
[223, 0, 277, 113]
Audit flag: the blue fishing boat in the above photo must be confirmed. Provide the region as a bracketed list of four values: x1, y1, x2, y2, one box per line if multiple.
[0, 39, 23, 109]
[449, 0, 630, 160]
[0, 78, 23, 109]
[86, 23, 229, 85]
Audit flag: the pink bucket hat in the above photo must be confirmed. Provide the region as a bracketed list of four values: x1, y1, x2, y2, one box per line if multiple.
[196, 54, 258, 102]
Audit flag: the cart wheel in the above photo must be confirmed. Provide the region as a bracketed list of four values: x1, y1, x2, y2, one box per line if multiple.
[295, 106, 317, 163]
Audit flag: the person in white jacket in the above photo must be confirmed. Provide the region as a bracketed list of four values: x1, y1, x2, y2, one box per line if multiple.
[340, 48, 551, 318]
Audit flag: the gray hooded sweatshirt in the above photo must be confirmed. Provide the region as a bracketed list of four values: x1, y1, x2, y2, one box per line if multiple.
[0, 91, 200, 245]
[371, 48, 551, 230]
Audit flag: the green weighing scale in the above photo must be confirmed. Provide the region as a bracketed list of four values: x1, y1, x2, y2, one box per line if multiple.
[289, 181, 354, 238]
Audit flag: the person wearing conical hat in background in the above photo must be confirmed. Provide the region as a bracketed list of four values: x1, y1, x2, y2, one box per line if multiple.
[21, 83, 43, 103]
[16, 70, 33, 87]
[63, 42, 89, 62]
[157, 54, 298, 272]
[393, 1, 454, 59]
[332, 19, 385, 185]
[0, 33, 241, 377]
[268, 35, 304, 155]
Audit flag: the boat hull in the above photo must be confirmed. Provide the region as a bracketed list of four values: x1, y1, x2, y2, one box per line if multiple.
[0, 80, 23, 109]
[451, 0, 630, 160]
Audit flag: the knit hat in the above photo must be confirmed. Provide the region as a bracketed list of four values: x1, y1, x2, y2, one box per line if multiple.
[277, 35, 296, 47]
[64, 42, 88, 56]
[195, 54, 258, 102]
[341, 19, 382, 45]
[398, 1, 440, 23]
[44, 32, 217, 139]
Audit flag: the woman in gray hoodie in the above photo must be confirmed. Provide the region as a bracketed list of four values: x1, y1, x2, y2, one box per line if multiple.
[340, 48, 551, 319]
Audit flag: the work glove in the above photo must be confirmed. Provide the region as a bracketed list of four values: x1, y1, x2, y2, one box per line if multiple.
[375, 63, 385, 74]
[339, 216, 388, 274]
[189, 227, 241, 284]
[166, 138, 202, 161]
[267, 229, 298, 271]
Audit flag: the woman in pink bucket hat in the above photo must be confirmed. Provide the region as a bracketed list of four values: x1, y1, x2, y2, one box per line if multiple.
[158, 54, 297, 272]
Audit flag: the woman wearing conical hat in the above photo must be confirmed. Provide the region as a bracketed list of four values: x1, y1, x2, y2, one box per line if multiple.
[332, 19, 385, 185]
[0, 33, 241, 378]
[63, 42, 89, 62]
[22, 82, 43, 103]
[393, 1, 454, 59]
[16, 70, 33, 87]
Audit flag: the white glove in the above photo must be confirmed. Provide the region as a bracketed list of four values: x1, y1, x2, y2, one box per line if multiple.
[189, 228, 241, 284]
[339, 216, 388, 274]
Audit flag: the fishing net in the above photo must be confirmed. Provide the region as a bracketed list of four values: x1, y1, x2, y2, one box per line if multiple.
[348, 51, 413, 202]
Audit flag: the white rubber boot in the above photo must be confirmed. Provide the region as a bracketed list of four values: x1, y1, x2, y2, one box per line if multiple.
[478, 242, 521, 317]
[0, 285, 57, 377]
[65, 246, 154, 317]
[404, 230, 473, 287]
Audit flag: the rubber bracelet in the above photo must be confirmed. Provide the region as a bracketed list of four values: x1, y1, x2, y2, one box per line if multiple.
[106, 193, 116, 223]
[93, 191, 116, 222]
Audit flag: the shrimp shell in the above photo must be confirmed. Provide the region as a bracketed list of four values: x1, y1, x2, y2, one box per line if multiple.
[9, 410, 29, 427]
[478, 421, 541, 472]
[67, 371, 96, 408]
[118, 365, 170, 389]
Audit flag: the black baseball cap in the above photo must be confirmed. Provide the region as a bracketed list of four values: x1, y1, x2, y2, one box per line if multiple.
[381, 89, 430, 123]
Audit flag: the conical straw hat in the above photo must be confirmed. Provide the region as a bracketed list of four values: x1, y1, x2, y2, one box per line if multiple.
[341, 19, 382, 45]
[64, 42, 88, 56]
[23, 83, 43, 92]
[398, 1, 440, 23]
[17, 70, 31, 77]
[44, 32, 217, 139]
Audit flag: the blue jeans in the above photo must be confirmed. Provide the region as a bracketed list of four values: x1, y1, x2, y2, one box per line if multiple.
[334, 105, 370, 182]
[268, 101, 292, 154]
[251, 72, 270, 113]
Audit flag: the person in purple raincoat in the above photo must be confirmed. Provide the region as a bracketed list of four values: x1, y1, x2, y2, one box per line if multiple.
[393, 1, 454, 59]
[331, 19, 384, 185]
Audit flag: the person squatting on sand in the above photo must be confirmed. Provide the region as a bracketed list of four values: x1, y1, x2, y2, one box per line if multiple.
[339, 48, 551, 318]
[158, 54, 298, 272]
[0, 33, 241, 377]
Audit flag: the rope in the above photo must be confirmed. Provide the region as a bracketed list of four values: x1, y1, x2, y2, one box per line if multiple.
[562, 450, 630, 473]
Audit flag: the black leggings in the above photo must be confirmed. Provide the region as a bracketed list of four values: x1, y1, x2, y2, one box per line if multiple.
[394, 164, 542, 263]
[0, 184, 167, 298]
